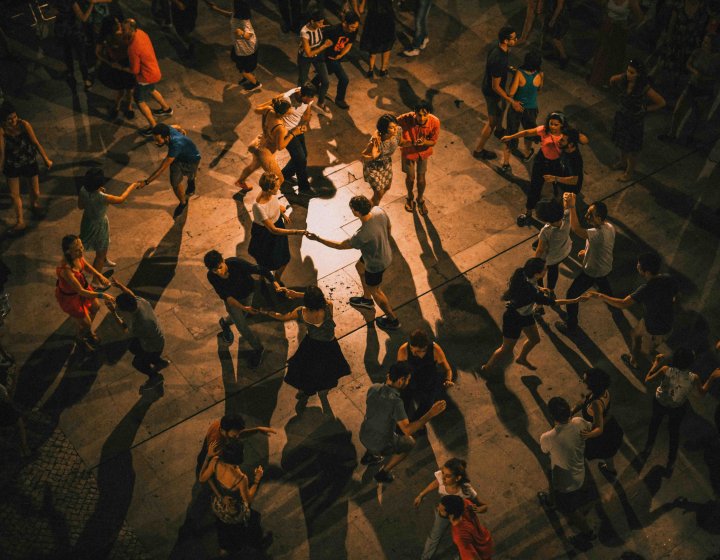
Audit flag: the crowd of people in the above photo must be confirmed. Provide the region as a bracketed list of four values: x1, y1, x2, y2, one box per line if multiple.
[1, 0, 720, 558]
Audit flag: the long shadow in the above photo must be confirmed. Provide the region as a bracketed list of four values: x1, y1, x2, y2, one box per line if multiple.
[72, 388, 163, 557]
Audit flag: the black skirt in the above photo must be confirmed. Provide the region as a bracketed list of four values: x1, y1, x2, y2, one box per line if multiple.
[284, 336, 351, 394]
[360, 3, 396, 54]
[97, 61, 136, 91]
[584, 416, 624, 460]
[248, 216, 290, 271]
[612, 110, 645, 153]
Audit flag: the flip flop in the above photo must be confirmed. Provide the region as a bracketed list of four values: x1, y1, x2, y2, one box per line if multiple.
[417, 200, 428, 216]
[404, 198, 415, 212]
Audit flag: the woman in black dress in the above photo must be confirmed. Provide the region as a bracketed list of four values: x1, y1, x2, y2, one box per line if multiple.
[54, 0, 96, 89]
[609, 60, 666, 182]
[481, 257, 587, 372]
[263, 285, 350, 402]
[358, 0, 395, 77]
[573, 368, 624, 477]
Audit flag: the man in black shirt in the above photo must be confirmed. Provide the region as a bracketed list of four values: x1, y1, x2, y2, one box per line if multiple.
[545, 128, 584, 199]
[322, 12, 360, 110]
[589, 252, 679, 370]
[204, 250, 276, 368]
[473, 26, 521, 161]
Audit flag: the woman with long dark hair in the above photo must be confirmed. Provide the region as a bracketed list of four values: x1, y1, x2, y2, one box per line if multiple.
[480, 257, 587, 371]
[262, 285, 350, 402]
[361, 113, 402, 206]
[609, 59, 666, 181]
[573, 367, 624, 477]
[248, 172, 305, 284]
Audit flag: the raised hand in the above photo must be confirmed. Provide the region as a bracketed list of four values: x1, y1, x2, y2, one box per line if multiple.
[430, 400, 447, 417]
[208, 440, 221, 457]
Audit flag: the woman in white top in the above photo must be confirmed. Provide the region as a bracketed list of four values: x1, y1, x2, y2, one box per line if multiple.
[248, 172, 304, 283]
[534, 199, 572, 293]
[414, 458, 488, 559]
[643, 348, 720, 473]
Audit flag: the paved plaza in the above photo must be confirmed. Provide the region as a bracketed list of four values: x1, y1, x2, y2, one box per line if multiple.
[1, 0, 720, 559]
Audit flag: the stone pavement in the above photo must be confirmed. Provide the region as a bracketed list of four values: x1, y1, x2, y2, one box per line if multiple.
[1, 0, 720, 559]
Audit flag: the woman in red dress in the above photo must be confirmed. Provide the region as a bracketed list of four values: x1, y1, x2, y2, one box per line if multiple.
[55, 234, 114, 349]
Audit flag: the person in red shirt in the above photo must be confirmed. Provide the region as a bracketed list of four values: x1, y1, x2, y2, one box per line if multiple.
[438, 495, 494, 560]
[397, 101, 440, 216]
[122, 19, 173, 136]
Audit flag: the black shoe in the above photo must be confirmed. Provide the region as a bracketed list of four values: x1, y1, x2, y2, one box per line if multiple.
[349, 296, 374, 309]
[186, 179, 196, 197]
[334, 98, 350, 109]
[299, 185, 320, 196]
[243, 81, 262, 92]
[375, 316, 401, 331]
[377, 69, 388, 77]
[152, 107, 173, 117]
[360, 451, 384, 465]
[472, 149, 497, 160]
[374, 469, 394, 483]
[124, 108, 135, 120]
[173, 202, 188, 218]
[366, 69, 374, 78]
[219, 318, 234, 344]
[516, 212, 531, 227]
[139, 127, 154, 137]
[139, 374, 164, 394]
[154, 357, 170, 370]
[248, 346, 266, 369]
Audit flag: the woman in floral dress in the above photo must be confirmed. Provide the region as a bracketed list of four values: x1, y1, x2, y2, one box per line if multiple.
[361, 113, 402, 206]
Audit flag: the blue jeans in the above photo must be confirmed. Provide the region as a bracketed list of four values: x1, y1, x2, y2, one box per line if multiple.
[298, 55, 329, 104]
[412, 0, 433, 49]
[326, 58, 349, 103]
[281, 134, 310, 190]
[420, 509, 450, 559]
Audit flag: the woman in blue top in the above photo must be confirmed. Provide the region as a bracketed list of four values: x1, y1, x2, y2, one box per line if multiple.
[501, 52, 543, 173]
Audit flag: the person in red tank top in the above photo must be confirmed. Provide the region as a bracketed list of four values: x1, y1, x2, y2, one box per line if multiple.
[439, 495, 494, 559]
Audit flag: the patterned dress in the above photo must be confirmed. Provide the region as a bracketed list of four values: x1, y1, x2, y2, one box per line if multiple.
[362, 130, 401, 195]
[611, 75, 650, 152]
[79, 188, 110, 252]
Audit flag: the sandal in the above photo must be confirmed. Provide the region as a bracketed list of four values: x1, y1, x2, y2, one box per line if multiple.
[404, 198, 415, 212]
[417, 200, 428, 216]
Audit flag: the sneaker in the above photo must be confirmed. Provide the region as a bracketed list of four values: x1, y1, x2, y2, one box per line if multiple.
[173, 202, 188, 218]
[219, 318, 234, 345]
[516, 212, 532, 227]
[243, 81, 262, 92]
[403, 48, 421, 57]
[139, 127, 154, 137]
[377, 69, 389, 77]
[104, 259, 117, 268]
[472, 149, 497, 160]
[334, 98, 350, 109]
[374, 469, 394, 483]
[375, 316, 401, 331]
[139, 374, 164, 393]
[186, 179, 196, 197]
[154, 357, 171, 370]
[420, 37, 430, 49]
[248, 346, 266, 369]
[555, 320, 578, 336]
[360, 451, 384, 465]
[349, 296, 374, 309]
[152, 107, 173, 117]
[315, 102, 330, 112]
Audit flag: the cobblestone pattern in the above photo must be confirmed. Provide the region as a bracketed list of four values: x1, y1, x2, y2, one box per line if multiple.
[0, 427, 149, 560]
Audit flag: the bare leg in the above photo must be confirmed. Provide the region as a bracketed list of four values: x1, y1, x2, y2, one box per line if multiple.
[416, 171, 427, 202]
[92, 249, 108, 283]
[237, 154, 262, 184]
[173, 180, 187, 205]
[404, 166, 416, 201]
[242, 71, 259, 85]
[114, 90, 124, 111]
[619, 152, 636, 181]
[136, 101, 157, 128]
[7, 177, 25, 229]
[274, 264, 287, 283]
[518, 0, 538, 43]
[380, 50, 391, 71]
[474, 115, 498, 152]
[516, 324, 541, 369]
[370, 188, 385, 207]
[383, 451, 410, 473]
[482, 337, 519, 371]
[551, 38, 567, 61]
[368, 54, 376, 72]
[368, 285, 396, 320]
[150, 89, 171, 110]
[356, 260, 373, 300]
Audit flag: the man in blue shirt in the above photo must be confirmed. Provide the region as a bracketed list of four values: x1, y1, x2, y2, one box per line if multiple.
[141, 123, 202, 218]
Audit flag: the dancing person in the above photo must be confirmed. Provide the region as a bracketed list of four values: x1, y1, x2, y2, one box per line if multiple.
[170, 0, 199, 59]
[122, 18, 173, 136]
[78, 168, 137, 285]
[398, 101, 440, 216]
[360, 0, 396, 77]
[204, 249, 274, 368]
[113, 278, 169, 392]
[206, 0, 262, 90]
[397, 329, 453, 424]
[588, 252, 678, 371]
[556, 194, 615, 336]
[402, 0, 433, 57]
[54, 0, 95, 89]
[501, 51, 543, 172]
[95, 15, 136, 120]
[276, 0, 303, 33]
[534, 199, 571, 294]
[480, 257, 588, 372]
[538, 397, 596, 546]
[261, 285, 351, 404]
[306, 195, 400, 330]
[473, 26, 519, 161]
[140, 123, 201, 218]
[297, 10, 332, 111]
[551, 128, 584, 198]
[573, 368, 624, 477]
[281, 84, 316, 194]
[610, 59, 666, 181]
[55, 235, 114, 351]
[361, 113, 402, 207]
[642, 348, 720, 474]
[0, 101, 52, 236]
[235, 96, 303, 194]
[199, 440, 270, 557]
[415, 458, 488, 560]
[518, 0, 542, 45]
[437, 495, 494, 560]
[544, 0, 571, 68]
[322, 11, 360, 109]
[359, 362, 447, 482]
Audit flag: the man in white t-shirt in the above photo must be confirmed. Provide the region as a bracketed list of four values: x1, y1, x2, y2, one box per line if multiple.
[556, 193, 615, 335]
[539, 397, 595, 544]
[281, 84, 317, 194]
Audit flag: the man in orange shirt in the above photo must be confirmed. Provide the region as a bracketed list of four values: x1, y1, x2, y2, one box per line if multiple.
[122, 19, 173, 136]
[439, 495, 494, 560]
[397, 101, 440, 216]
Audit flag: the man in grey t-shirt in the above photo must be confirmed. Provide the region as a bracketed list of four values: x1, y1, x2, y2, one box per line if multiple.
[556, 193, 615, 335]
[306, 195, 400, 330]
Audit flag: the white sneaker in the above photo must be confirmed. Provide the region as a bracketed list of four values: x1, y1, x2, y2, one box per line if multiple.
[420, 37, 430, 49]
[403, 48, 421, 57]
[105, 259, 117, 268]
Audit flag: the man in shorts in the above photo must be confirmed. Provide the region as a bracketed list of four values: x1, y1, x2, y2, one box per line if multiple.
[306, 195, 400, 330]
[397, 101, 440, 216]
[123, 19, 173, 136]
[588, 252, 678, 370]
[359, 362, 446, 483]
[141, 123, 201, 218]
[473, 26, 521, 161]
